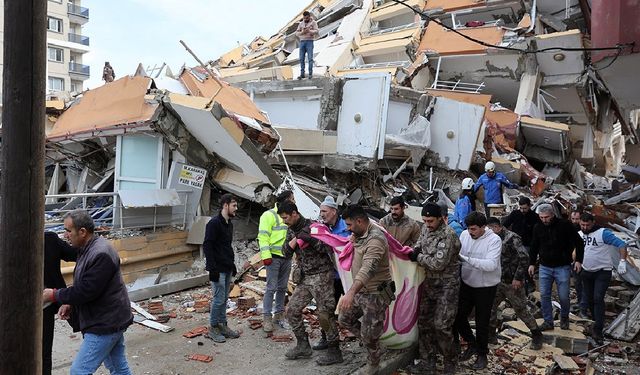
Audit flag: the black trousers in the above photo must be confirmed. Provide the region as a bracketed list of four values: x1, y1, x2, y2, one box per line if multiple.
[454, 281, 497, 355]
[43, 304, 57, 375]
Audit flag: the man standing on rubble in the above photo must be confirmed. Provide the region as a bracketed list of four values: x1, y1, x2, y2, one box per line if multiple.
[42, 210, 133, 375]
[379, 196, 421, 247]
[454, 212, 502, 370]
[454, 178, 476, 229]
[339, 205, 393, 375]
[570, 208, 587, 317]
[296, 11, 318, 79]
[278, 201, 344, 365]
[503, 196, 540, 294]
[259, 190, 295, 332]
[473, 161, 518, 213]
[486, 217, 543, 350]
[315, 195, 348, 351]
[578, 212, 628, 344]
[406, 203, 461, 375]
[102, 62, 115, 83]
[203, 194, 241, 343]
[528, 203, 584, 331]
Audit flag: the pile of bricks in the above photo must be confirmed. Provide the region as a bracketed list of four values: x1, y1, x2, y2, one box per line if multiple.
[248, 316, 263, 330]
[194, 299, 209, 314]
[237, 296, 256, 310]
[147, 299, 165, 315]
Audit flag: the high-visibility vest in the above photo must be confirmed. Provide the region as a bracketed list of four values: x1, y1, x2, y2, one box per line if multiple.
[257, 205, 288, 259]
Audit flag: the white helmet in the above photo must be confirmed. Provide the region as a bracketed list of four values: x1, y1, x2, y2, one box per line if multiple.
[485, 161, 496, 172]
[461, 177, 474, 190]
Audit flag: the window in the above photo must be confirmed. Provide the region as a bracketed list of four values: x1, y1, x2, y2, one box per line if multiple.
[71, 80, 82, 93]
[48, 77, 65, 91]
[47, 17, 63, 33]
[48, 47, 64, 62]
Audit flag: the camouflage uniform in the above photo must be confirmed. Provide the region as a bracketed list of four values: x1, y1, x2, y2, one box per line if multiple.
[338, 223, 392, 367]
[284, 217, 338, 342]
[414, 223, 461, 365]
[489, 229, 538, 332]
[379, 213, 421, 247]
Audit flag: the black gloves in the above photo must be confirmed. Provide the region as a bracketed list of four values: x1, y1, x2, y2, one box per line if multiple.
[209, 271, 220, 282]
[408, 249, 420, 262]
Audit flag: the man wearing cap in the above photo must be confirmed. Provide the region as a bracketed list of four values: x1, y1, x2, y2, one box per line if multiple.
[315, 195, 348, 351]
[379, 196, 421, 247]
[473, 161, 518, 213]
[486, 217, 543, 350]
[407, 203, 461, 375]
[528, 203, 584, 331]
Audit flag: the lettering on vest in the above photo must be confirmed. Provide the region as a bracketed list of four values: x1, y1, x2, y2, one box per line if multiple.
[583, 235, 599, 247]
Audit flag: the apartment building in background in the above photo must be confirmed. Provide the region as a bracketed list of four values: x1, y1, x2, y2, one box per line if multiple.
[0, 0, 90, 102]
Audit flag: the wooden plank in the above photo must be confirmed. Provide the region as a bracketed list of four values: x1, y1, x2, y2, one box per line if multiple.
[133, 315, 173, 333]
[553, 354, 579, 370]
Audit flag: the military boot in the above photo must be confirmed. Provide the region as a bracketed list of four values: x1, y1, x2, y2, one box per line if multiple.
[219, 323, 240, 339]
[530, 329, 543, 350]
[316, 342, 343, 365]
[285, 333, 313, 360]
[263, 315, 274, 333]
[313, 330, 328, 350]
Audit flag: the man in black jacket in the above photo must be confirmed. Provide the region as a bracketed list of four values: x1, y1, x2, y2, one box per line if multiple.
[528, 204, 584, 331]
[503, 196, 541, 293]
[43, 231, 77, 375]
[203, 193, 241, 343]
[43, 210, 133, 374]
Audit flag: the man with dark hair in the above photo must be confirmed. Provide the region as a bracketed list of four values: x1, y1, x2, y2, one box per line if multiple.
[203, 194, 241, 343]
[43, 232, 77, 375]
[339, 205, 392, 375]
[579, 212, 628, 344]
[258, 190, 295, 332]
[502, 196, 540, 249]
[406, 203, 461, 375]
[454, 212, 502, 370]
[486, 217, 543, 350]
[278, 202, 343, 365]
[529, 204, 584, 331]
[295, 10, 318, 79]
[43, 210, 133, 374]
[570, 209, 582, 230]
[379, 196, 421, 247]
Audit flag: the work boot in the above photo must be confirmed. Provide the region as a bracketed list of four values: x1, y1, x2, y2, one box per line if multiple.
[471, 354, 488, 370]
[539, 321, 554, 331]
[205, 325, 226, 343]
[560, 317, 570, 330]
[274, 312, 291, 330]
[530, 329, 543, 350]
[313, 330, 329, 350]
[263, 315, 274, 333]
[316, 343, 343, 365]
[285, 333, 313, 360]
[219, 323, 240, 339]
[459, 346, 477, 361]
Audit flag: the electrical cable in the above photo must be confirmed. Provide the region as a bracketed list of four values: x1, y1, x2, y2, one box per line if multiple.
[388, 0, 634, 55]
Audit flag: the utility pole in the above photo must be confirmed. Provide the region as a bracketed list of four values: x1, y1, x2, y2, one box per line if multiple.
[0, 0, 47, 373]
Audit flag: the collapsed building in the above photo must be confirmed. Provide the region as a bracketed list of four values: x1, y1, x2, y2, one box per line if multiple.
[43, 0, 640, 346]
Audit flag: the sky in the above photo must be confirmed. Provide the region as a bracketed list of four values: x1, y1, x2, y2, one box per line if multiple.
[82, 0, 302, 89]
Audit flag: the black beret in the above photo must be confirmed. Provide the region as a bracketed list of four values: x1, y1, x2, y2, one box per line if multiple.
[421, 203, 441, 218]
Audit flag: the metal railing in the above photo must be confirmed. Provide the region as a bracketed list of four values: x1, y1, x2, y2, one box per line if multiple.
[432, 79, 486, 93]
[343, 61, 411, 70]
[69, 62, 90, 75]
[68, 33, 90, 46]
[44, 191, 193, 234]
[362, 21, 424, 37]
[67, 3, 89, 18]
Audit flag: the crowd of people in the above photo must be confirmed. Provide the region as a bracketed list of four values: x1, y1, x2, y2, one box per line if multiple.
[41, 161, 629, 375]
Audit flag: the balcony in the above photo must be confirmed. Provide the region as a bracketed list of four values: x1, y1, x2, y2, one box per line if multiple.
[68, 33, 90, 46]
[67, 4, 89, 25]
[69, 62, 90, 77]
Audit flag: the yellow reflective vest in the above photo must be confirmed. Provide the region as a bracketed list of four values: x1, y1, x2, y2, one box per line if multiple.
[257, 205, 288, 260]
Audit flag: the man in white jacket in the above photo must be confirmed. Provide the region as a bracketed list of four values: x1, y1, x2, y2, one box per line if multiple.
[453, 212, 502, 370]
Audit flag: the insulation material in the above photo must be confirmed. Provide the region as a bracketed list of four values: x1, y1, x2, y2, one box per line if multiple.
[581, 124, 595, 159]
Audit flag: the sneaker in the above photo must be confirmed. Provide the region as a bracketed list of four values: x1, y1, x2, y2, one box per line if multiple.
[560, 318, 570, 330]
[205, 325, 226, 343]
[273, 313, 290, 330]
[539, 321, 555, 331]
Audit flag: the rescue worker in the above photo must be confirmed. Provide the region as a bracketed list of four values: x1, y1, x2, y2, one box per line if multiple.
[454, 178, 476, 229]
[338, 205, 393, 375]
[258, 190, 295, 332]
[486, 217, 543, 350]
[502, 196, 540, 294]
[379, 196, 421, 247]
[278, 202, 343, 365]
[569, 209, 587, 317]
[579, 212, 628, 344]
[473, 161, 518, 213]
[406, 203, 461, 375]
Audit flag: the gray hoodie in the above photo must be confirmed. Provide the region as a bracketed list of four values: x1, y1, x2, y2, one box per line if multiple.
[459, 228, 502, 288]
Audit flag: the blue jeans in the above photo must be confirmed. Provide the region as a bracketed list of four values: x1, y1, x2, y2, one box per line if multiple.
[210, 272, 231, 326]
[263, 257, 291, 317]
[299, 40, 314, 77]
[539, 265, 571, 323]
[70, 331, 131, 375]
[581, 269, 612, 336]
